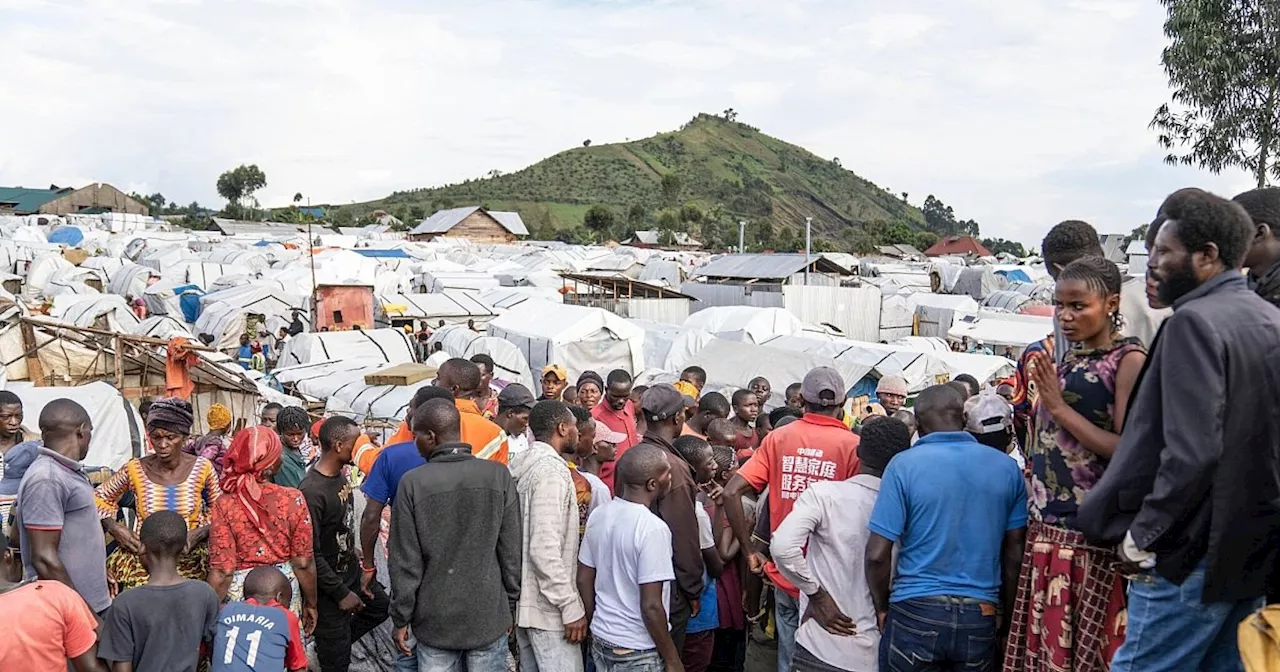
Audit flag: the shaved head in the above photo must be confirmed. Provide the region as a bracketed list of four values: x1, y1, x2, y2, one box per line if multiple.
[914, 384, 966, 436]
[437, 358, 483, 400]
[412, 397, 461, 443]
[39, 398, 90, 436]
[616, 443, 670, 489]
[243, 565, 291, 602]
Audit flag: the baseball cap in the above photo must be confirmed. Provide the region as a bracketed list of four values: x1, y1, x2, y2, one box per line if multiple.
[876, 375, 909, 397]
[541, 364, 568, 382]
[594, 419, 627, 445]
[641, 384, 685, 421]
[0, 441, 38, 496]
[497, 383, 536, 411]
[964, 391, 1013, 435]
[801, 367, 846, 407]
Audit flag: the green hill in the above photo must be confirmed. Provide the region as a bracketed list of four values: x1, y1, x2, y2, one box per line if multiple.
[364, 113, 926, 250]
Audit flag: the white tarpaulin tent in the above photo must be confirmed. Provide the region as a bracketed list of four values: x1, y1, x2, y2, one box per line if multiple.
[760, 335, 950, 393]
[50, 294, 141, 333]
[5, 381, 143, 470]
[479, 287, 564, 309]
[948, 313, 1053, 349]
[630, 320, 716, 373]
[670, 338, 855, 409]
[426, 326, 536, 391]
[377, 292, 496, 325]
[682, 306, 804, 344]
[276, 328, 415, 369]
[487, 299, 645, 378]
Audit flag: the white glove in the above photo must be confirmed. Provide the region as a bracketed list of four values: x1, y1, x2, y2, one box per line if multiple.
[1120, 531, 1157, 569]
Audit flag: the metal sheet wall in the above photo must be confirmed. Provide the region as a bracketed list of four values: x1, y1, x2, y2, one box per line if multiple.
[679, 283, 785, 313]
[782, 285, 882, 342]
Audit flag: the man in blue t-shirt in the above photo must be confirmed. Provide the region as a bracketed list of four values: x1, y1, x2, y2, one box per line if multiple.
[866, 384, 1027, 671]
[213, 566, 308, 672]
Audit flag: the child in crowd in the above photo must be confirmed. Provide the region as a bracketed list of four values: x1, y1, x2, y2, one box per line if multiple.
[708, 442, 751, 672]
[99, 510, 221, 672]
[674, 435, 724, 672]
[0, 528, 106, 672]
[212, 566, 309, 672]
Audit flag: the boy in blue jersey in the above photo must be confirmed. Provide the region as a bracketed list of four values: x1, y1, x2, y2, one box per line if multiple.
[213, 566, 309, 672]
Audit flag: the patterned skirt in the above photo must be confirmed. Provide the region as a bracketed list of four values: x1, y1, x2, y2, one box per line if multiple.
[107, 544, 209, 594]
[226, 560, 302, 615]
[1003, 521, 1127, 672]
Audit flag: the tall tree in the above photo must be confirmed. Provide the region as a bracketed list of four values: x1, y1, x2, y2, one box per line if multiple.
[215, 164, 268, 207]
[583, 205, 618, 241]
[1152, 0, 1280, 187]
[660, 173, 684, 208]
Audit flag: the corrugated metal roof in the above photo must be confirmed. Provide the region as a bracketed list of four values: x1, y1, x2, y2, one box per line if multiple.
[0, 186, 72, 213]
[410, 207, 527, 236]
[211, 218, 300, 236]
[628, 230, 700, 247]
[693, 253, 851, 280]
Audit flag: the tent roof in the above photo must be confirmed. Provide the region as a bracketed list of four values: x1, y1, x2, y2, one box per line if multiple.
[560, 272, 696, 300]
[379, 292, 496, 319]
[410, 207, 528, 236]
[693, 253, 852, 281]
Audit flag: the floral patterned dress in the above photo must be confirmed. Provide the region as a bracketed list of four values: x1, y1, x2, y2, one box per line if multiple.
[1005, 337, 1144, 672]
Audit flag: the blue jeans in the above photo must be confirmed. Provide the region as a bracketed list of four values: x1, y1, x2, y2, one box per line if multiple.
[1112, 564, 1262, 672]
[415, 633, 508, 672]
[394, 649, 417, 672]
[591, 638, 664, 672]
[878, 596, 998, 671]
[775, 588, 800, 671]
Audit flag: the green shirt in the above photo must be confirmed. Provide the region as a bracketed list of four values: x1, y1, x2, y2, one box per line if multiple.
[272, 447, 307, 489]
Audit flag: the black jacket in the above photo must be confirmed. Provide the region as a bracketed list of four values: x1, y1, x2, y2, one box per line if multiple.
[388, 442, 522, 649]
[642, 433, 705, 604]
[1078, 272, 1280, 602]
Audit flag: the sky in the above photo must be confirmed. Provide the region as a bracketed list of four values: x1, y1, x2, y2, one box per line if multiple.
[0, 0, 1260, 245]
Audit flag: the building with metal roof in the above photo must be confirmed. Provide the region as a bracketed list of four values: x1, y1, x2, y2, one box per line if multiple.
[211, 218, 302, 237]
[409, 206, 528, 243]
[625, 230, 702, 249]
[0, 183, 147, 216]
[923, 236, 991, 258]
[691, 253, 852, 283]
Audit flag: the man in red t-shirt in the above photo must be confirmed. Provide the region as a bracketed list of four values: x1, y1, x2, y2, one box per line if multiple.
[723, 367, 860, 672]
[592, 369, 640, 491]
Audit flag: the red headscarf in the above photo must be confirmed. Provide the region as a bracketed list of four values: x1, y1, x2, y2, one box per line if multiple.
[221, 425, 282, 530]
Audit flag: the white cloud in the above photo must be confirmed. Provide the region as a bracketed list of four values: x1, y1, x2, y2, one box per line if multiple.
[0, 0, 1256, 245]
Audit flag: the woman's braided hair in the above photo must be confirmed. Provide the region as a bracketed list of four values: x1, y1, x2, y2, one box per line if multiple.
[1057, 256, 1124, 331]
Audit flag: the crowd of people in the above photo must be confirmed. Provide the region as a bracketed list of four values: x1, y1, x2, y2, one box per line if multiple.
[1, 185, 1280, 672]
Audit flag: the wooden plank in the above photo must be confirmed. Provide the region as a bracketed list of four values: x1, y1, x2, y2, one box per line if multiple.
[363, 362, 437, 387]
[20, 321, 45, 386]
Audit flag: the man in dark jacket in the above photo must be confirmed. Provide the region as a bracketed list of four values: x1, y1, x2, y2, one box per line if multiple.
[1078, 188, 1280, 671]
[1233, 187, 1280, 307]
[389, 398, 522, 671]
[637, 383, 704, 653]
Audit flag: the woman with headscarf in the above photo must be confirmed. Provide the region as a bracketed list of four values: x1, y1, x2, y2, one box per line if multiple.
[207, 424, 317, 631]
[96, 398, 221, 591]
[184, 403, 234, 477]
[575, 370, 604, 409]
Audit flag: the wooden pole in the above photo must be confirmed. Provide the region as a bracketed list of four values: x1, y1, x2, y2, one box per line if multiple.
[113, 335, 125, 390]
[19, 321, 45, 386]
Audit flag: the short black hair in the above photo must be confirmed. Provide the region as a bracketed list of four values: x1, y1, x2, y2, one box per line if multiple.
[673, 435, 712, 466]
[731, 389, 756, 406]
[438, 358, 483, 391]
[785, 382, 802, 397]
[140, 509, 188, 557]
[529, 400, 575, 441]
[243, 565, 290, 600]
[39, 398, 89, 436]
[706, 418, 736, 445]
[615, 443, 668, 488]
[0, 391, 21, 407]
[276, 406, 310, 433]
[1158, 188, 1255, 268]
[1057, 256, 1123, 302]
[953, 374, 980, 398]
[711, 445, 735, 473]
[319, 416, 360, 451]
[411, 397, 461, 438]
[697, 392, 730, 418]
[470, 354, 495, 373]
[412, 384, 451, 411]
[680, 366, 707, 386]
[1042, 220, 1102, 263]
[857, 416, 912, 472]
[567, 404, 593, 427]
[262, 402, 283, 414]
[768, 406, 802, 427]
[1145, 214, 1165, 249]
[606, 369, 632, 387]
[1234, 187, 1280, 228]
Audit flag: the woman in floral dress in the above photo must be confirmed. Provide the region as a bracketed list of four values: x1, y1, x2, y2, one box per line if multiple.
[1004, 257, 1147, 671]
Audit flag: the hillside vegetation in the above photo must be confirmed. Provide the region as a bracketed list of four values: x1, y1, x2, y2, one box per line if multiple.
[362, 113, 930, 251]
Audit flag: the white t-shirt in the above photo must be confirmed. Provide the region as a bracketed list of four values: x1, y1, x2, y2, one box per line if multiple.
[579, 498, 674, 650]
[694, 500, 715, 550]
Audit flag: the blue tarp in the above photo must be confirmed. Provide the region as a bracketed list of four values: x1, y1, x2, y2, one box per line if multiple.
[176, 285, 204, 323]
[48, 225, 84, 246]
[995, 269, 1032, 283]
[353, 248, 409, 259]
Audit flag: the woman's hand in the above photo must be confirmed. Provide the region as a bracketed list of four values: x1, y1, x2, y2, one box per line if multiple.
[106, 520, 142, 554]
[1028, 352, 1065, 413]
[183, 526, 208, 555]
